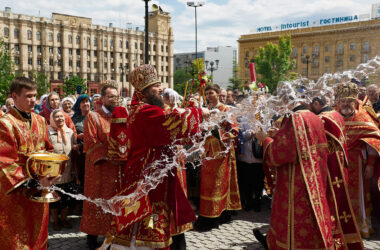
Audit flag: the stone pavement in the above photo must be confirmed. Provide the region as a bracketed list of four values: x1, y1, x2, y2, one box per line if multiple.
[48, 199, 380, 250]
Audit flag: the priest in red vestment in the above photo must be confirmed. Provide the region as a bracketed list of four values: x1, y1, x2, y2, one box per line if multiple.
[0, 77, 58, 250]
[101, 64, 208, 250]
[311, 96, 364, 249]
[255, 100, 334, 250]
[80, 84, 124, 249]
[335, 83, 380, 239]
[195, 83, 241, 232]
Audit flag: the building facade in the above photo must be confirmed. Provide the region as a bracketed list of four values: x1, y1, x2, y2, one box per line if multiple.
[0, 7, 174, 96]
[238, 18, 380, 84]
[174, 46, 236, 89]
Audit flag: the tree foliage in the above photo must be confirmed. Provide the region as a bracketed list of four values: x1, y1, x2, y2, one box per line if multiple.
[0, 39, 15, 103]
[254, 35, 296, 93]
[173, 62, 203, 97]
[62, 75, 88, 96]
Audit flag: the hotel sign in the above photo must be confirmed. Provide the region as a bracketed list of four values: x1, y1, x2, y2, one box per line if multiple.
[256, 15, 359, 33]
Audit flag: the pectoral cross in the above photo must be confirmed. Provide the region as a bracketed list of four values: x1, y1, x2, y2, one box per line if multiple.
[117, 131, 127, 142]
[332, 177, 343, 189]
[339, 211, 352, 223]
[301, 152, 309, 160]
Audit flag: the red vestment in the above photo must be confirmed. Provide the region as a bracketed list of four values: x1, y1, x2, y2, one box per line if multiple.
[0, 108, 53, 250]
[343, 103, 380, 238]
[199, 103, 241, 218]
[80, 109, 122, 235]
[263, 109, 334, 249]
[107, 97, 202, 249]
[319, 110, 364, 249]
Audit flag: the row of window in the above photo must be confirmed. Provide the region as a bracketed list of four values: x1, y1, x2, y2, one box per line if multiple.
[3, 27, 169, 52]
[291, 42, 370, 56]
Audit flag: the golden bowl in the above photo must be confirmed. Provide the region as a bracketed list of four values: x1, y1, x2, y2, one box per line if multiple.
[25, 152, 69, 203]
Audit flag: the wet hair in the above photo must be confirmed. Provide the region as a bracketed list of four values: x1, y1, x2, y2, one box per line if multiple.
[10, 77, 37, 95]
[101, 84, 117, 97]
[204, 84, 221, 94]
[312, 96, 327, 106]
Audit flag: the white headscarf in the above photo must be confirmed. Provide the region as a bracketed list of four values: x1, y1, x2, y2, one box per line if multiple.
[60, 97, 75, 110]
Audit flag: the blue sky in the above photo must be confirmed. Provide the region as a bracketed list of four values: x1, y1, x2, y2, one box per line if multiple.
[1, 0, 378, 53]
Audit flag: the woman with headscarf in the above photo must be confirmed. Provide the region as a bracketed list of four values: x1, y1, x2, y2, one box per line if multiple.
[48, 109, 77, 231]
[60, 97, 75, 117]
[71, 95, 91, 185]
[40, 92, 77, 138]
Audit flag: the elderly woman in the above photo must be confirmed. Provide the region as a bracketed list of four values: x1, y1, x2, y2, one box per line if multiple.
[60, 97, 75, 117]
[48, 109, 77, 231]
[71, 95, 91, 184]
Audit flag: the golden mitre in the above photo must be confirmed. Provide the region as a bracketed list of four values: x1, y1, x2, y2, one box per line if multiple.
[129, 64, 160, 92]
[334, 82, 358, 100]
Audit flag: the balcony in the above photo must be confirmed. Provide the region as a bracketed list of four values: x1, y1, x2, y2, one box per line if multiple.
[336, 60, 343, 66]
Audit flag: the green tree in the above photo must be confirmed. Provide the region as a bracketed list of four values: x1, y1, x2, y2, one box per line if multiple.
[0, 39, 15, 103]
[62, 75, 88, 96]
[173, 62, 202, 97]
[29, 70, 49, 98]
[254, 35, 296, 93]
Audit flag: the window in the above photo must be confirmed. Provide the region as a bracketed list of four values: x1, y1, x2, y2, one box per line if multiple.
[161, 45, 164, 52]
[57, 48, 61, 55]
[325, 56, 330, 63]
[111, 52, 114, 58]
[325, 45, 330, 52]
[292, 47, 297, 57]
[166, 66, 168, 72]
[37, 58, 42, 65]
[104, 51, 107, 57]
[104, 62, 107, 68]
[363, 41, 370, 51]
[28, 45, 32, 52]
[4, 43, 9, 50]
[14, 44, 19, 51]
[4, 27, 9, 36]
[166, 46, 168, 52]
[120, 52, 122, 58]
[14, 28, 19, 39]
[94, 61, 98, 68]
[350, 55, 355, 62]
[76, 61, 80, 67]
[325, 67, 330, 73]
[302, 46, 307, 53]
[125, 41, 129, 48]
[135, 42, 137, 49]
[76, 35, 80, 44]
[140, 42, 143, 50]
[37, 46, 41, 53]
[337, 43, 343, 54]
[36, 31, 41, 40]
[94, 51, 97, 57]
[125, 53, 128, 59]
[76, 49, 80, 55]
[94, 37, 98, 46]
[350, 43, 356, 50]
[49, 47, 53, 53]
[87, 61, 90, 68]
[87, 37, 90, 46]
[104, 39, 108, 47]
[28, 58, 32, 65]
[166, 57, 168, 62]
[314, 45, 319, 53]
[49, 58, 53, 66]
[120, 40, 122, 48]
[153, 44, 156, 51]
[69, 48, 73, 55]
[48, 32, 53, 41]
[110, 39, 114, 47]
[27, 30, 32, 40]
[313, 68, 318, 76]
[87, 50, 90, 57]
[57, 33, 61, 42]
[362, 54, 369, 63]
[14, 57, 20, 65]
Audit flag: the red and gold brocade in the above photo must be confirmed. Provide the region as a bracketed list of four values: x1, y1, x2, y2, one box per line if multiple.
[0, 109, 4, 117]
[263, 110, 334, 250]
[0, 108, 53, 250]
[80, 109, 123, 236]
[199, 103, 241, 218]
[343, 103, 380, 238]
[109, 99, 202, 249]
[319, 110, 364, 249]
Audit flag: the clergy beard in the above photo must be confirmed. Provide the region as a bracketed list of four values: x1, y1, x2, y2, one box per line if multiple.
[146, 94, 164, 109]
[104, 104, 117, 113]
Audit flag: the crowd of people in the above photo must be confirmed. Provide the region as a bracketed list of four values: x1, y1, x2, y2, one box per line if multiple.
[0, 64, 379, 250]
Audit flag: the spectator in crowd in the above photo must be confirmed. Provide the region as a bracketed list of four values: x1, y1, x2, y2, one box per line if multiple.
[40, 92, 77, 138]
[48, 109, 77, 231]
[366, 84, 380, 113]
[219, 88, 227, 104]
[34, 94, 48, 114]
[5, 98, 14, 112]
[226, 90, 236, 106]
[358, 86, 367, 101]
[61, 97, 75, 117]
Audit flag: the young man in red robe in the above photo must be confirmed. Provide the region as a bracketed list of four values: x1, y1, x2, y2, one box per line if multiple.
[195, 83, 241, 231]
[0, 77, 59, 249]
[80, 84, 124, 249]
[101, 64, 209, 250]
[311, 96, 364, 249]
[335, 82, 380, 239]
[255, 97, 335, 249]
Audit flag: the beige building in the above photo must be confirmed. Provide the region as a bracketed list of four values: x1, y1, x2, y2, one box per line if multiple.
[238, 18, 380, 84]
[0, 7, 174, 96]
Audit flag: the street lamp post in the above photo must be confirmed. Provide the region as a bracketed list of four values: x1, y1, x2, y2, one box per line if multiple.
[119, 64, 128, 97]
[142, 0, 151, 64]
[205, 60, 219, 83]
[187, 2, 205, 60]
[43, 60, 48, 91]
[301, 54, 310, 78]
